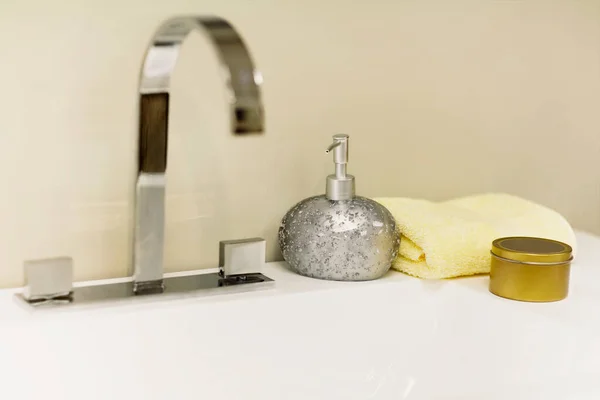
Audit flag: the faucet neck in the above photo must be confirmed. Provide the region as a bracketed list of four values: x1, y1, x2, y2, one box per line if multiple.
[132, 16, 265, 292]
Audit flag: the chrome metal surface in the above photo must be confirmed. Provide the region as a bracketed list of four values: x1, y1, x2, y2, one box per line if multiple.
[133, 279, 165, 295]
[219, 238, 266, 277]
[325, 134, 355, 201]
[133, 173, 166, 290]
[138, 16, 264, 136]
[325, 134, 349, 163]
[133, 15, 265, 288]
[23, 257, 73, 301]
[279, 195, 399, 281]
[15, 272, 274, 309]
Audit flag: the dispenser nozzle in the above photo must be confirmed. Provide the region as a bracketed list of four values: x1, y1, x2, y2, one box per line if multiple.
[325, 134, 354, 201]
[326, 134, 349, 163]
[325, 141, 341, 153]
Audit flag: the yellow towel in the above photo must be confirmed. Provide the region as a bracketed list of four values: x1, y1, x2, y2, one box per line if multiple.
[374, 193, 577, 279]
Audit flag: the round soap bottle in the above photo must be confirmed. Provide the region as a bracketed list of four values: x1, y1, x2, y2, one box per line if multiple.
[278, 134, 399, 281]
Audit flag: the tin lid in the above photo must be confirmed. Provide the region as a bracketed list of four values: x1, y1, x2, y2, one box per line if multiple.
[491, 237, 572, 264]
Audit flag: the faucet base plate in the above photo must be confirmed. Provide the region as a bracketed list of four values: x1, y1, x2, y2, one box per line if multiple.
[14, 272, 274, 309]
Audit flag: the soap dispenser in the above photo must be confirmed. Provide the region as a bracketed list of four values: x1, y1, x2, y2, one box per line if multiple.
[278, 134, 399, 281]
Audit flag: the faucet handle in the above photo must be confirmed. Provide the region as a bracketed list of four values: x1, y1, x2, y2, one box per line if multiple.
[23, 257, 73, 302]
[219, 238, 266, 278]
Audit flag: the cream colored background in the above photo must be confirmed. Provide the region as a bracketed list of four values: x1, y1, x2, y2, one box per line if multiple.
[0, 0, 598, 288]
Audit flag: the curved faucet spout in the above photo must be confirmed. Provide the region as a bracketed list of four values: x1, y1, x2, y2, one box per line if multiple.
[139, 15, 264, 173]
[133, 16, 265, 294]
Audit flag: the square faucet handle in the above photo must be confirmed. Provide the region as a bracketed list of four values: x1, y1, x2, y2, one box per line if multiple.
[23, 257, 73, 302]
[219, 238, 266, 278]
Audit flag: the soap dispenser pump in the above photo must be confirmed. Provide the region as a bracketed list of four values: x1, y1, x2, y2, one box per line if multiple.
[278, 134, 399, 281]
[325, 134, 354, 201]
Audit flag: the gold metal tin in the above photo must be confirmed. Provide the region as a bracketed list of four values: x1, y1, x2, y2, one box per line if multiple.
[489, 237, 573, 302]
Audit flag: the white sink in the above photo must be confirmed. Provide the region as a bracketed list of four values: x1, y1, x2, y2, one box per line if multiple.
[1, 230, 600, 399]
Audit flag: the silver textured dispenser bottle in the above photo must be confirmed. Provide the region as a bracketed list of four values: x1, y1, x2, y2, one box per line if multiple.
[278, 134, 400, 281]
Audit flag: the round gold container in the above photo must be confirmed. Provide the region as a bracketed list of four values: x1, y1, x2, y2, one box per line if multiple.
[489, 237, 573, 302]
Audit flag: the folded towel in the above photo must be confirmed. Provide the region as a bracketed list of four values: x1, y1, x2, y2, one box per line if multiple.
[373, 193, 577, 279]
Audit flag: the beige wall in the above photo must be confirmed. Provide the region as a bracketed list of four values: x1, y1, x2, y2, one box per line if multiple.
[0, 0, 598, 288]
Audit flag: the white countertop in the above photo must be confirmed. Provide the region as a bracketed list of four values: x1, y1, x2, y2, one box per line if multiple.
[1, 230, 600, 399]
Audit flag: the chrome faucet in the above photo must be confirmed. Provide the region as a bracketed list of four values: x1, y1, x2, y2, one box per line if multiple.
[133, 16, 265, 294]
[16, 15, 273, 308]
